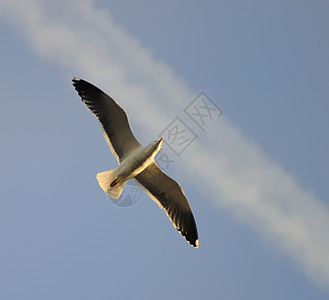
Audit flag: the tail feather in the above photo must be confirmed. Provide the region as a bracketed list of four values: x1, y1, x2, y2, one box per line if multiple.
[96, 169, 127, 199]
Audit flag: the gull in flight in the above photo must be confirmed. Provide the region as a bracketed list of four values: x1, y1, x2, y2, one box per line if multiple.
[73, 78, 199, 248]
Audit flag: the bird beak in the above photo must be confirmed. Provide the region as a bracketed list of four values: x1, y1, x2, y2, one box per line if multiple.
[159, 137, 164, 142]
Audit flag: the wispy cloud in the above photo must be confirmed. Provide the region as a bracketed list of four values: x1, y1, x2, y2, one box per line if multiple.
[2, 0, 329, 290]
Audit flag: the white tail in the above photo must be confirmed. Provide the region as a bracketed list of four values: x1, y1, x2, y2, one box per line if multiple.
[96, 169, 127, 199]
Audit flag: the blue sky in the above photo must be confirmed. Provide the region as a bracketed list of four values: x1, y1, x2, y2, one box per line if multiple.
[1, 0, 329, 299]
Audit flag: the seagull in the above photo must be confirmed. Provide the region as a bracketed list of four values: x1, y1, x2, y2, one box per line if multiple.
[73, 78, 199, 248]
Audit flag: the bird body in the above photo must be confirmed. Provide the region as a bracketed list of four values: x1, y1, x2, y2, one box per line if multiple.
[97, 139, 163, 199]
[73, 78, 199, 248]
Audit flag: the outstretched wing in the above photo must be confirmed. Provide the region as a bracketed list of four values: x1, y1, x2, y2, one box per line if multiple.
[73, 78, 140, 162]
[135, 162, 199, 248]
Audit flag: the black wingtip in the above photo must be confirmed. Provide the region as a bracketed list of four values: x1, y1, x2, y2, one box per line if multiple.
[72, 78, 106, 97]
[187, 234, 199, 248]
[72, 77, 80, 84]
[72, 77, 81, 91]
[194, 239, 199, 248]
[72, 77, 86, 99]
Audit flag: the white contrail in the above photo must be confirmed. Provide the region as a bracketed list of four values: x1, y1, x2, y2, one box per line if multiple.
[1, 0, 329, 290]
